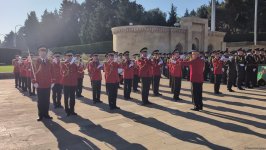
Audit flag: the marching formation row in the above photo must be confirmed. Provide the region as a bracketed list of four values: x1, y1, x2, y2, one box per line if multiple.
[12, 46, 266, 121]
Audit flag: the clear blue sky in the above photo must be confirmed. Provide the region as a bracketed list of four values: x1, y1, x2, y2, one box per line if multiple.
[0, 0, 222, 41]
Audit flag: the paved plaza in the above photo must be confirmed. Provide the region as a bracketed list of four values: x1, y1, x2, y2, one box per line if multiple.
[0, 76, 266, 150]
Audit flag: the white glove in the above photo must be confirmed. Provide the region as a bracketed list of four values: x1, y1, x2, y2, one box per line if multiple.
[211, 68, 213, 71]
[51, 83, 55, 89]
[28, 69, 31, 71]
[129, 63, 134, 68]
[180, 55, 185, 60]
[158, 60, 163, 65]
[253, 68, 256, 72]
[147, 54, 151, 59]
[70, 57, 76, 64]
[186, 68, 189, 71]
[97, 64, 103, 69]
[229, 56, 233, 61]
[33, 83, 39, 88]
[171, 60, 176, 64]
[240, 64, 244, 67]
[165, 66, 168, 69]
[222, 68, 225, 72]
[53, 58, 57, 63]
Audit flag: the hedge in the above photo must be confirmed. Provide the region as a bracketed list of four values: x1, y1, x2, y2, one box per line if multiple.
[0, 48, 21, 65]
[51, 41, 113, 54]
[224, 33, 266, 42]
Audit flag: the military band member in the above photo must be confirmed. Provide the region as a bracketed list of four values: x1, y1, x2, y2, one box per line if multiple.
[226, 51, 237, 92]
[121, 51, 134, 100]
[212, 51, 225, 94]
[21, 56, 27, 92]
[51, 52, 63, 108]
[222, 50, 229, 84]
[235, 48, 246, 90]
[75, 53, 85, 98]
[12, 55, 21, 88]
[132, 54, 140, 92]
[137, 47, 153, 105]
[61, 50, 78, 116]
[104, 52, 121, 110]
[32, 46, 54, 121]
[181, 50, 205, 111]
[203, 53, 210, 81]
[151, 50, 163, 96]
[88, 54, 103, 104]
[26, 54, 35, 96]
[170, 50, 183, 101]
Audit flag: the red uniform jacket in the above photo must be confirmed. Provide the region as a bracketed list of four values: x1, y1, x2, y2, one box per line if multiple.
[77, 63, 85, 79]
[171, 58, 183, 78]
[137, 57, 152, 78]
[151, 58, 162, 76]
[212, 58, 224, 75]
[25, 61, 33, 78]
[20, 61, 27, 77]
[88, 61, 102, 81]
[104, 61, 120, 83]
[121, 59, 134, 79]
[12, 59, 20, 73]
[32, 58, 54, 88]
[133, 61, 139, 76]
[61, 62, 78, 86]
[52, 61, 62, 84]
[181, 58, 205, 83]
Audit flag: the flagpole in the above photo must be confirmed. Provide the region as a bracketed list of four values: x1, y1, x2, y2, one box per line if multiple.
[254, 0, 258, 46]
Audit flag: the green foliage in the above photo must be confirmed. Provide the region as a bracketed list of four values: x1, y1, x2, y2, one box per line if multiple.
[0, 65, 13, 73]
[51, 41, 112, 55]
[0, 48, 21, 65]
[167, 4, 178, 26]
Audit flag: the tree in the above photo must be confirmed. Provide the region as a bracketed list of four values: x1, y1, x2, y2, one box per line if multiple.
[23, 11, 41, 51]
[2, 31, 15, 48]
[142, 8, 167, 26]
[167, 3, 177, 26]
[184, 9, 190, 17]
[190, 9, 197, 16]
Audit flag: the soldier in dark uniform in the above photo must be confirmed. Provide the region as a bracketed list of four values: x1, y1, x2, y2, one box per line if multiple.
[226, 51, 237, 92]
[235, 48, 246, 90]
[209, 51, 215, 83]
[260, 48, 265, 64]
[245, 49, 256, 88]
[222, 50, 229, 84]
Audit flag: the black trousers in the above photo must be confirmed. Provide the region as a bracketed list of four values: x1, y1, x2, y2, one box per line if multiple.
[141, 77, 151, 104]
[19, 74, 22, 88]
[92, 80, 101, 102]
[173, 77, 182, 99]
[21, 77, 27, 91]
[204, 70, 210, 81]
[237, 71, 245, 88]
[133, 75, 139, 91]
[106, 83, 118, 108]
[124, 79, 132, 99]
[246, 67, 255, 87]
[227, 73, 236, 90]
[37, 88, 51, 118]
[191, 83, 203, 109]
[252, 67, 258, 86]
[64, 86, 76, 114]
[214, 74, 222, 93]
[26, 77, 34, 95]
[152, 76, 160, 95]
[76, 78, 83, 96]
[222, 69, 227, 84]
[52, 84, 62, 107]
[14, 72, 20, 87]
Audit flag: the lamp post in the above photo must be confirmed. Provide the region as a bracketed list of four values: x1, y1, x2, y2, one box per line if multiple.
[14, 25, 23, 48]
[254, 0, 258, 46]
[211, 0, 216, 31]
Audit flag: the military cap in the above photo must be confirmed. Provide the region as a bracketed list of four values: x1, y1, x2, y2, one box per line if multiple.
[140, 47, 148, 53]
